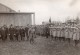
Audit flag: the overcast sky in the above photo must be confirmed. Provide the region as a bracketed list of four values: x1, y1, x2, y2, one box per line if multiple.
[0, 0, 80, 24]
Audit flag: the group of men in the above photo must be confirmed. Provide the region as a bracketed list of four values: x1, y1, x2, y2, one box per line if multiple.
[1, 24, 80, 46]
[50, 26, 80, 46]
[0, 24, 36, 43]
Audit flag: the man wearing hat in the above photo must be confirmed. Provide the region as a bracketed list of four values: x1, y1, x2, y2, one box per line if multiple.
[53, 27, 57, 40]
[1, 25, 8, 41]
[73, 28, 80, 46]
[8, 24, 14, 41]
[60, 27, 65, 41]
[25, 25, 29, 41]
[65, 27, 71, 43]
[49, 28, 53, 39]
[28, 25, 36, 43]
[20, 26, 25, 41]
[45, 26, 50, 38]
[57, 27, 61, 41]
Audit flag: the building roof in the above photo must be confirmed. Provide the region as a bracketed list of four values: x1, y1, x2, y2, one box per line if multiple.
[0, 3, 15, 12]
[0, 3, 34, 14]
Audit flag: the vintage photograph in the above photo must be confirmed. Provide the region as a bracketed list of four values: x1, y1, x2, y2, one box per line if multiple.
[0, 0, 80, 55]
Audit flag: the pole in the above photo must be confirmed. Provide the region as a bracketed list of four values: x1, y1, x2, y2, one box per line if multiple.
[33, 13, 35, 25]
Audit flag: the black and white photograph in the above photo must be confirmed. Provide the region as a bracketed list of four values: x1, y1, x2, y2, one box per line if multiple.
[0, 0, 80, 55]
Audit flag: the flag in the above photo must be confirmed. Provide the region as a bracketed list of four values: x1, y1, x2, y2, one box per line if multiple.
[49, 17, 51, 23]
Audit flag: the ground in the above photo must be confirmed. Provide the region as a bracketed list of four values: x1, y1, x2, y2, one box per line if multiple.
[0, 36, 80, 55]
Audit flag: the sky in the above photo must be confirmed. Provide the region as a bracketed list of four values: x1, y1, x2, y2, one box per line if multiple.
[0, 0, 80, 24]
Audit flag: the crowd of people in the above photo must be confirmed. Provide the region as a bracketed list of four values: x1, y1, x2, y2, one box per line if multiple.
[0, 23, 80, 46]
[0, 24, 36, 43]
[49, 26, 80, 46]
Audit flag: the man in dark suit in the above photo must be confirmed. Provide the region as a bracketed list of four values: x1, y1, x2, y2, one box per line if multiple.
[15, 26, 20, 41]
[25, 26, 29, 40]
[20, 27, 25, 40]
[1, 25, 8, 41]
[45, 26, 50, 38]
[13, 26, 18, 41]
[8, 24, 14, 41]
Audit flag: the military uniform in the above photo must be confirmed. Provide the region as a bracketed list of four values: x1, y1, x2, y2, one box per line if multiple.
[12, 27, 18, 41]
[1, 27, 8, 41]
[52, 28, 56, 40]
[57, 28, 61, 41]
[50, 28, 53, 38]
[8, 27, 14, 41]
[25, 27, 29, 40]
[65, 28, 70, 43]
[69, 28, 73, 39]
[45, 26, 50, 38]
[15, 27, 20, 41]
[73, 28, 80, 46]
[55, 28, 58, 40]
[60, 28, 65, 41]
[20, 28, 25, 40]
[28, 27, 35, 43]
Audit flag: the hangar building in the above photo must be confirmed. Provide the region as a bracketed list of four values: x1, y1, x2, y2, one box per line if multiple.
[0, 3, 35, 26]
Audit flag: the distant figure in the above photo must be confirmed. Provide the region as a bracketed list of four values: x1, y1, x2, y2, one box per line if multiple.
[25, 26, 29, 41]
[8, 24, 14, 41]
[60, 28, 65, 41]
[14, 26, 19, 41]
[57, 28, 61, 41]
[45, 26, 50, 38]
[13, 26, 17, 41]
[73, 28, 80, 46]
[28, 26, 36, 43]
[20, 27, 25, 41]
[52, 28, 57, 40]
[65, 28, 71, 43]
[1, 26, 8, 41]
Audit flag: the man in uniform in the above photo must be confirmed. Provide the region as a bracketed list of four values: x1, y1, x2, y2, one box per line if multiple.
[1, 25, 8, 41]
[57, 27, 61, 41]
[13, 26, 18, 41]
[25, 26, 29, 41]
[65, 27, 71, 43]
[34, 26, 37, 38]
[45, 25, 50, 38]
[73, 28, 80, 46]
[8, 24, 14, 41]
[52, 27, 56, 40]
[15, 26, 20, 41]
[55, 27, 58, 40]
[20, 27, 25, 41]
[28, 26, 36, 43]
[49, 27, 53, 39]
[60, 27, 65, 41]
[5, 25, 8, 41]
[69, 27, 74, 42]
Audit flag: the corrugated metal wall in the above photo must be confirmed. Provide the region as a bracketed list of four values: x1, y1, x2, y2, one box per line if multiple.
[0, 13, 32, 26]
